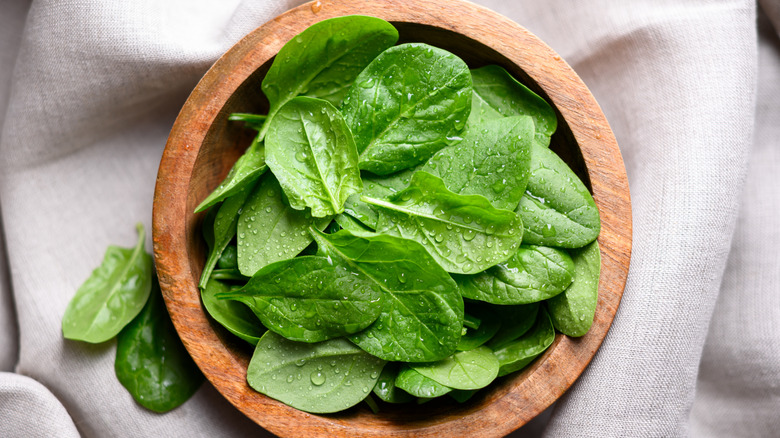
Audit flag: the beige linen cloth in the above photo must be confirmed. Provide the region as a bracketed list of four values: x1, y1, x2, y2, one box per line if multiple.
[0, 0, 777, 436]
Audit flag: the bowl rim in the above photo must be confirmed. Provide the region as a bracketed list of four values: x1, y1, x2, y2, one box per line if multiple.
[152, 0, 632, 436]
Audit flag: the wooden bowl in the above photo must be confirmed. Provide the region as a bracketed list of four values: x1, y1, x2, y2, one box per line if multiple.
[152, 0, 632, 436]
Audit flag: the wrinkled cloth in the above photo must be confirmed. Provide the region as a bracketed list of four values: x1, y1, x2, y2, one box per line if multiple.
[0, 0, 777, 437]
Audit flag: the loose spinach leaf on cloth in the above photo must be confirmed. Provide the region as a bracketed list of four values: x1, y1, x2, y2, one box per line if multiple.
[62, 223, 153, 343]
[364, 171, 524, 274]
[265, 97, 363, 218]
[115, 280, 204, 412]
[471, 65, 557, 147]
[247, 331, 385, 414]
[259, 15, 399, 139]
[395, 365, 452, 398]
[422, 116, 534, 211]
[194, 136, 267, 213]
[373, 362, 415, 404]
[219, 256, 384, 343]
[411, 346, 499, 391]
[198, 182, 256, 290]
[493, 307, 556, 377]
[547, 240, 601, 337]
[201, 278, 265, 345]
[456, 245, 575, 305]
[311, 229, 463, 362]
[341, 43, 472, 175]
[518, 144, 601, 248]
[236, 172, 331, 276]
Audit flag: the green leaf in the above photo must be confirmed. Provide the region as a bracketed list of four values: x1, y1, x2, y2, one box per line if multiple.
[343, 167, 420, 230]
[518, 145, 601, 248]
[334, 213, 373, 234]
[201, 278, 265, 345]
[471, 65, 557, 147]
[456, 245, 574, 305]
[467, 90, 502, 126]
[62, 223, 153, 343]
[216, 244, 238, 270]
[237, 173, 331, 276]
[547, 241, 600, 337]
[449, 389, 478, 403]
[265, 97, 363, 217]
[342, 43, 472, 175]
[422, 116, 534, 210]
[411, 346, 499, 391]
[457, 303, 501, 351]
[259, 15, 399, 139]
[194, 136, 267, 213]
[373, 363, 414, 404]
[115, 281, 204, 412]
[486, 302, 540, 350]
[365, 171, 524, 274]
[311, 229, 463, 362]
[228, 113, 267, 131]
[198, 183, 255, 290]
[395, 365, 452, 398]
[493, 307, 555, 377]
[220, 256, 384, 343]
[247, 331, 385, 414]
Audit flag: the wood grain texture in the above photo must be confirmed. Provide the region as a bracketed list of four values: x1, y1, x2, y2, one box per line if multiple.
[152, 0, 632, 436]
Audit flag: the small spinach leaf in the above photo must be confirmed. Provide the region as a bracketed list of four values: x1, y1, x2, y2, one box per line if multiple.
[311, 229, 463, 362]
[62, 223, 153, 343]
[471, 65, 557, 147]
[265, 97, 362, 217]
[201, 278, 265, 345]
[220, 256, 384, 343]
[411, 346, 499, 390]
[457, 303, 501, 351]
[115, 281, 204, 412]
[216, 244, 238, 270]
[547, 241, 600, 337]
[422, 116, 534, 211]
[341, 43, 472, 175]
[259, 15, 399, 139]
[395, 365, 452, 398]
[486, 302, 540, 350]
[194, 136, 267, 213]
[449, 389, 478, 403]
[456, 245, 574, 305]
[518, 144, 600, 248]
[373, 363, 414, 404]
[493, 307, 555, 377]
[228, 113, 267, 131]
[247, 331, 385, 414]
[343, 167, 420, 230]
[237, 172, 330, 276]
[365, 171, 524, 274]
[198, 182, 256, 290]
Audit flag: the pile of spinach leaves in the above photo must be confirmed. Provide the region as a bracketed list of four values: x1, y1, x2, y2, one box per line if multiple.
[61, 15, 601, 416]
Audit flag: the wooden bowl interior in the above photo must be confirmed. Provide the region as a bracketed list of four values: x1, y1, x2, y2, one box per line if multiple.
[155, 1, 631, 436]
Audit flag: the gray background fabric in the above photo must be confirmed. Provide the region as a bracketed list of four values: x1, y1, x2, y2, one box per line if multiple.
[0, 0, 777, 437]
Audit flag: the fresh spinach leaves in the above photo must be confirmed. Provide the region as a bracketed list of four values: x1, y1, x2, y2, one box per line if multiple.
[547, 241, 601, 337]
[411, 346, 499, 390]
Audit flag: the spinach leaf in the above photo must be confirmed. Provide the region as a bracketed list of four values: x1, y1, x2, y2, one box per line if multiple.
[547, 240, 600, 337]
[341, 43, 472, 175]
[518, 144, 600, 248]
[62, 223, 153, 343]
[457, 303, 501, 351]
[265, 97, 362, 217]
[228, 113, 267, 131]
[456, 245, 574, 305]
[343, 167, 420, 230]
[334, 213, 373, 234]
[493, 307, 555, 377]
[115, 280, 203, 412]
[364, 171, 524, 274]
[216, 244, 237, 270]
[259, 15, 399, 139]
[449, 389, 478, 403]
[467, 90, 502, 126]
[194, 136, 267, 213]
[471, 65, 557, 147]
[422, 116, 534, 210]
[373, 363, 414, 404]
[198, 182, 255, 290]
[237, 172, 330, 276]
[201, 278, 265, 345]
[247, 331, 385, 414]
[486, 302, 540, 350]
[411, 346, 499, 390]
[220, 256, 384, 343]
[311, 229, 463, 362]
[395, 365, 452, 398]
